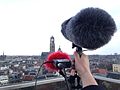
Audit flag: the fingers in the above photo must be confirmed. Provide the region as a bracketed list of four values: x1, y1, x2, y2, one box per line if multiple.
[74, 51, 80, 62]
[74, 51, 88, 61]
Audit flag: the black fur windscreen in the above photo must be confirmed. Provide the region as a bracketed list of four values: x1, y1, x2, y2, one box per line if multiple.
[61, 7, 117, 50]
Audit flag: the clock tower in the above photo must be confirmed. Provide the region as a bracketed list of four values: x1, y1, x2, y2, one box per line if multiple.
[50, 36, 55, 52]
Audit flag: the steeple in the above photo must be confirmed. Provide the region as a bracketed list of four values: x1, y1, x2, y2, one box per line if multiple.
[58, 46, 62, 52]
[50, 36, 55, 52]
[3, 51, 4, 56]
[2, 51, 6, 61]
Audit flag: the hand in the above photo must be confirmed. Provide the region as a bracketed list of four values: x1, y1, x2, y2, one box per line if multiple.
[74, 51, 90, 76]
[70, 69, 76, 76]
[74, 51, 98, 88]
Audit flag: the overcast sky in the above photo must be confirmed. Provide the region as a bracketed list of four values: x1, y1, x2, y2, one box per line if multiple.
[0, 0, 120, 55]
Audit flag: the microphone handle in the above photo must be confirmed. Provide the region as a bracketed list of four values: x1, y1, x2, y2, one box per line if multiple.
[76, 47, 82, 57]
[72, 43, 82, 57]
[72, 46, 82, 70]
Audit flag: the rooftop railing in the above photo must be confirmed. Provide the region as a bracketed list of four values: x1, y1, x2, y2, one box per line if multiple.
[0, 76, 119, 90]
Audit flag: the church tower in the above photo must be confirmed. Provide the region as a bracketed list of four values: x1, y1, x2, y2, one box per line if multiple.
[50, 36, 55, 52]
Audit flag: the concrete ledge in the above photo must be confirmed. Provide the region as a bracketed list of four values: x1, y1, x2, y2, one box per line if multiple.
[0, 77, 64, 90]
[94, 75, 120, 84]
[0, 76, 120, 90]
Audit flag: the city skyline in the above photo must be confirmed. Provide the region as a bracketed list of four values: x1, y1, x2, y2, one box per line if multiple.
[0, 0, 120, 55]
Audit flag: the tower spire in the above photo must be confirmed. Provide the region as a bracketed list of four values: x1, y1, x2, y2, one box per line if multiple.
[58, 45, 62, 51]
[50, 36, 55, 52]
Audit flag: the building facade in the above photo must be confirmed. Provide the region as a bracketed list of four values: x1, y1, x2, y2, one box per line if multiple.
[113, 64, 120, 72]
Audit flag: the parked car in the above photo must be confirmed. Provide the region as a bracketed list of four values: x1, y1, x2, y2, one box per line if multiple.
[0, 75, 9, 86]
[107, 72, 120, 79]
[9, 73, 22, 83]
[46, 74, 58, 78]
[22, 72, 36, 81]
[36, 75, 46, 80]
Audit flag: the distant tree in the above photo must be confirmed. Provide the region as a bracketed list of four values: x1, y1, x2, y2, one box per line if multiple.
[106, 64, 112, 71]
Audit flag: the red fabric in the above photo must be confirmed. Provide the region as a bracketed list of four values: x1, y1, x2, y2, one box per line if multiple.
[45, 51, 71, 71]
